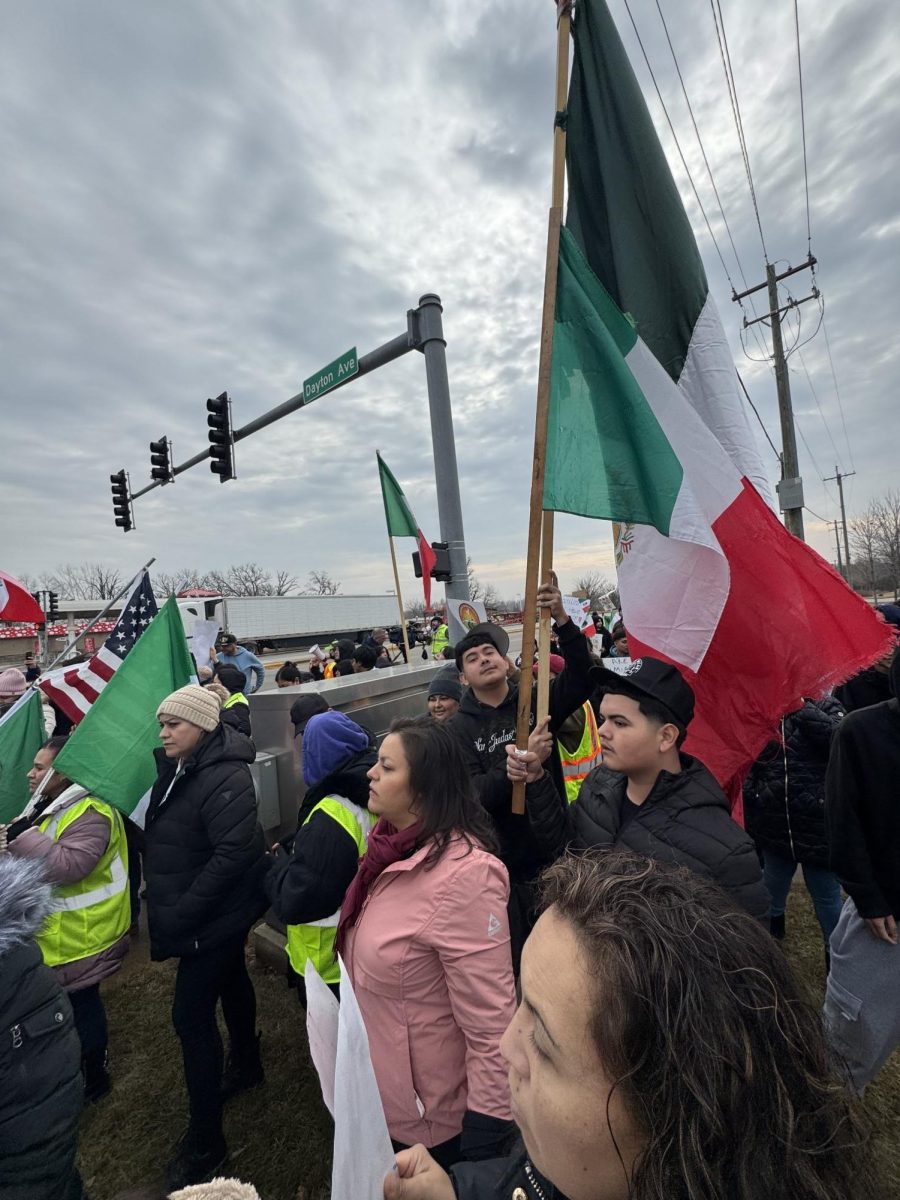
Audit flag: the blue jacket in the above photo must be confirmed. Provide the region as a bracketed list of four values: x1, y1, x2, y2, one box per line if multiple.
[218, 645, 265, 692]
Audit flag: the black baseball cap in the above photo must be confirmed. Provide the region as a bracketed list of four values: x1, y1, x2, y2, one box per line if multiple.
[290, 693, 330, 733]
[593, 656, 695, 728]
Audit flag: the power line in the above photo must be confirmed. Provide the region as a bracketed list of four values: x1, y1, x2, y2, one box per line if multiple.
[650, 0, 773, 364]
[804, 504, 830, 524]
[620, 0, 736, 294]
[794, 413, 837, 509]
[709, 0, 768, 261]
[735, 369, 780, 460]
[793, 0, 812, 253]
[821, 309, 855, 470]
[793, 346, 843, 468]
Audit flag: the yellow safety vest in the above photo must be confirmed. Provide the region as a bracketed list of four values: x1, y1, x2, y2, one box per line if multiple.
[285, 795, 374, 984]
[559, 703, 603, 804]
[37, 797, 130, 968]
[431, 624, 449, 657]
[223, 692, 249, 710]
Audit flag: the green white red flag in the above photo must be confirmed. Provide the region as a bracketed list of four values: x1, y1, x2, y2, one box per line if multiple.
[0, 690, 46, 823]
[543, 0, 893, 784]
[51, 595, 194, 820]
[377, 453, 437, 608]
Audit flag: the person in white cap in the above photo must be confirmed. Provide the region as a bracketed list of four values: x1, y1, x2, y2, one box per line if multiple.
[143, 685, 267, 1190]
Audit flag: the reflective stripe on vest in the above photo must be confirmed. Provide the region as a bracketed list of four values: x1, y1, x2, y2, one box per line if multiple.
[37, 797, 131, 967]
[559, 703, 603, 804]
[285, 795, 374, 983]
[223, 692, 249, 710]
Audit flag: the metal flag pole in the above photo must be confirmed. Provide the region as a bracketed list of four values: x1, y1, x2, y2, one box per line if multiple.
[32, 556, 157, 681]
[512, 0, 572, 815]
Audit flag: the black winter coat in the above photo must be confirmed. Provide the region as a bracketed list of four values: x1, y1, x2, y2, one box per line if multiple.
[743, 697, 843, 868]
[0, 858, 83, 1200]
[221, 696, 253, 739]
[265, 749, 376, 925]
[528, 754, 769, 919]
[452, 1151, 558, 1200]
[144, 723, 268, 960]
[448, 618, 594, 881]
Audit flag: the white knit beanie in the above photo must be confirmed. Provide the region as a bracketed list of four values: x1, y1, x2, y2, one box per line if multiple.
[156, 684, 221, 731]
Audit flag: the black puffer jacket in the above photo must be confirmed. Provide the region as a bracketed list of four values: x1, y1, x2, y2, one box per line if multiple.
[265, 748, 376, 924]
[528, 755, 769, 919]
[0, 857, 83, 1200]
[452, 1149, 557, 1200]
[144, 723, 268, 960]
[743, 697, 843, 868]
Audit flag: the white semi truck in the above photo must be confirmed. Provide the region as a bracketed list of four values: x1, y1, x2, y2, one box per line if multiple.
[177, 593, 402, 653]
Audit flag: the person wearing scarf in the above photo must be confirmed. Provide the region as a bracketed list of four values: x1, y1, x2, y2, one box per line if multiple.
[335, 717, 516, 1171]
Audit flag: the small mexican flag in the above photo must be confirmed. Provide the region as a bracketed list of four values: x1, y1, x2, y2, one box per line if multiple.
[377, 453, 437, 608]
[544, 0, 893, 784]
[52, 595, 194, 820]
[0, 690, 46, 823]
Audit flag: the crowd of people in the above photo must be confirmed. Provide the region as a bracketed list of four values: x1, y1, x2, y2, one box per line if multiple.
[1, 594, 898, 1199]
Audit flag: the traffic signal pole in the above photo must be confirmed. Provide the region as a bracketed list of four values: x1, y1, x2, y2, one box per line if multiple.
[120, 300, 472, 632]
[416, 294, 470, 644]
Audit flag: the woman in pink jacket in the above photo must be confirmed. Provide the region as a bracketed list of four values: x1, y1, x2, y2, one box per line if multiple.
[335, 717, 516, 1170]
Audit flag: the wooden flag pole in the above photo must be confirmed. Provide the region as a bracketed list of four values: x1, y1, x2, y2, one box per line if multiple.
[387, 536, 413, 666]
[512, 1, 572, 814]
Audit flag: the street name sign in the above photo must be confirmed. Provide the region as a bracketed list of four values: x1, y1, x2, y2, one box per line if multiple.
[302, 348, 358, 403]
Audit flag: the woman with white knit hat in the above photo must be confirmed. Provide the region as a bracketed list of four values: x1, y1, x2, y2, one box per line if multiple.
[143, 685, 267, 1190]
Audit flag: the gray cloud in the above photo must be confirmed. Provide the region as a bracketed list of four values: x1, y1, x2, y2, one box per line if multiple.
[1, 0, 896, 601]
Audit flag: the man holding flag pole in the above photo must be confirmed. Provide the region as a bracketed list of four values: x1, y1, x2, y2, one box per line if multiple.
[513, 0, 892, 811]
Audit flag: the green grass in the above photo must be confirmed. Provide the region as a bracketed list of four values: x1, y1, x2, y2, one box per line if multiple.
[79, 888, 900, 1200]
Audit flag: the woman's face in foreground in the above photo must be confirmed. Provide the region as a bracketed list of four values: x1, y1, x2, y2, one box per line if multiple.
[500, 907, 644, 1200]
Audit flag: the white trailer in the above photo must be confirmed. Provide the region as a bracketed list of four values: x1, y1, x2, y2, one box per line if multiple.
[178, 594, 402, 653]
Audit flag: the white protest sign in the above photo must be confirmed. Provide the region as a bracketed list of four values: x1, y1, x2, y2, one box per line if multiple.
[562, 595, 596, 637]
[601, 656, 635, 675]
[191, 619, 220, 665]
[305, 958, 395, 1200]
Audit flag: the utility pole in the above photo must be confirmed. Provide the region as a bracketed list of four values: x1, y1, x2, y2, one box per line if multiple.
[824, 465, 856, 583]
[830, 521, 843, 577]
[733, 254, 819, 542]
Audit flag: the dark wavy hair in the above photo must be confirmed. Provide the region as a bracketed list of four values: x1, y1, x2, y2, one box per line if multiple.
[387, 717, 498, 864]
[539, 850, 882, 1200]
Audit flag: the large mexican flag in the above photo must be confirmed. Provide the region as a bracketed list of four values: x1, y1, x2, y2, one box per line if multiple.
[544, 0, 892, 784]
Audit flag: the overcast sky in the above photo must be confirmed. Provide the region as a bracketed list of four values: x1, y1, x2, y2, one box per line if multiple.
[2, 0, 897, 604]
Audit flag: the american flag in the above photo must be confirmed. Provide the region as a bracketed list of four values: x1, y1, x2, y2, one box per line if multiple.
[38, 573, 159, 724]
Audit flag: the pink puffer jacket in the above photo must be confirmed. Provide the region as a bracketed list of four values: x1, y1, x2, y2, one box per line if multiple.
[344, 836, 515, 1148]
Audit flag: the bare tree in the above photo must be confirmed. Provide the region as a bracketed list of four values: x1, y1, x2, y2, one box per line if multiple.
[406, 599, 425, 619]
[44, 563, 124, 600]
[154, 568, 206, 596]
[573, 571, 618, 610]
[850, 508, 882, 601]
[303, 570, 341, 596]
[466, 557, 482, 601]
[872, 490, 900, 599]
[272, 570, 298, 596]
[482, 582, 500, 611]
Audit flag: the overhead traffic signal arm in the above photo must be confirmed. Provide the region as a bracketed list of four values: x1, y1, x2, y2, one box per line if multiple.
[207, 392, 236, 483]
[110, 469, 134, 533]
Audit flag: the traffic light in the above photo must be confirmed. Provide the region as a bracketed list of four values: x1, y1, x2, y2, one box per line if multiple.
[431, 542, 452, 582]
[207, 392, 235, 483]
[110, 469, 134, 532]
[150, 436, 173, 484]
[46, 592, 59, 622]
[412, 543, 452, 581]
